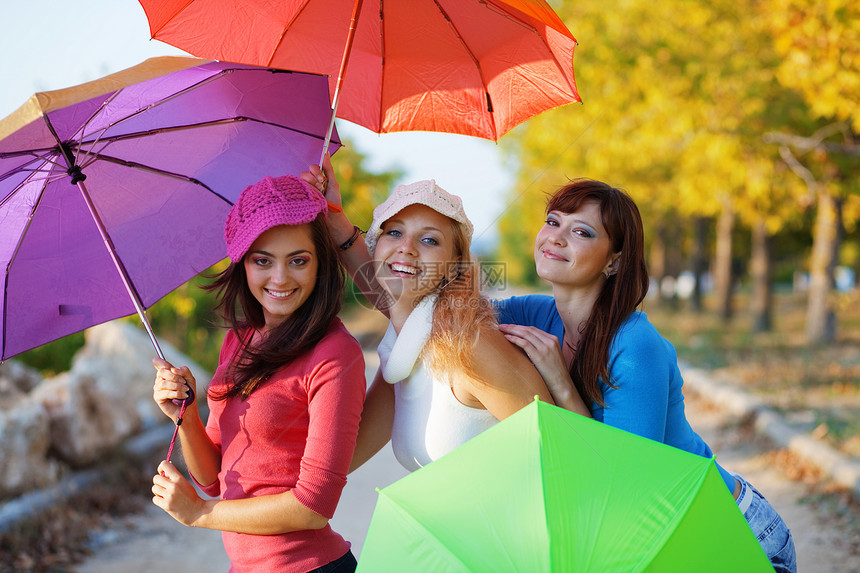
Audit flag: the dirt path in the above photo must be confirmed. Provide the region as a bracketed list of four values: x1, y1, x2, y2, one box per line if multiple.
[75, 342, 860, 572]
[682, 389, 860, 572]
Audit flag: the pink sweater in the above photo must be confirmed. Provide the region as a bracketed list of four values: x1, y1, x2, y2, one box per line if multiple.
[200, 318, 365, 572]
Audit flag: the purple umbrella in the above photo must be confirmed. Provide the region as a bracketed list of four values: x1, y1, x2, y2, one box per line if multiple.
[0, 57, 340, 458]
[0, 56, 339, 361]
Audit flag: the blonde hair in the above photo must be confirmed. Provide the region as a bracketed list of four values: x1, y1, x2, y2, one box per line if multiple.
[423, 219, 496, 382]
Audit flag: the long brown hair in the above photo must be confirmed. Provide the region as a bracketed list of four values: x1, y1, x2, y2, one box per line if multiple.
[423, 217, 496, 381]
[546, 179, 649, 407]
[205, 215, 345, 400]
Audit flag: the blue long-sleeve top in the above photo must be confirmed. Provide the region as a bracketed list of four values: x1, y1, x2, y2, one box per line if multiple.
[495, 294, 736, 492]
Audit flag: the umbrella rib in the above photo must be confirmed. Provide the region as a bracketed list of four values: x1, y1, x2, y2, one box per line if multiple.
[485, 0, 576, 40]
[481, 1, 579, 95]
[82, 66, 296, 138]
[266, 1, 311, 67]
[67, 88, 128, 171]
[0, 146, 64, 160]
[71, 71, 231, 167]
[77, 152, 229, 204]
[375, 495, 474, 572]
[377, 0, 385, 133]
[76, 116, 332, 148]
[0, 152, 64, 187]
[431, 0, 497, 139]
[148, 0, 198, 37]
[0, 164, 55, 360]
[73, 67, 297, 166]
[81, 117, 253, 146]
[0, 168, 66, 211]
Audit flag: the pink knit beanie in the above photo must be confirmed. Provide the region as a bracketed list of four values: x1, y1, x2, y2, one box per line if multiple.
[225, 175, 327, 262]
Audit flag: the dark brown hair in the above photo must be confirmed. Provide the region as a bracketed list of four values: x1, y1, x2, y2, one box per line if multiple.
[546, 179, 649, 407]
[205, 215, 345, 400]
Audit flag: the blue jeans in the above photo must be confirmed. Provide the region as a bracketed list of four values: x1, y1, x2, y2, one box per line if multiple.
[732, 473, 796, 573]
[307, 550, 357, 573]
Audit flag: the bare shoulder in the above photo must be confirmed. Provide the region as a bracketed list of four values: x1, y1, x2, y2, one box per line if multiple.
[470, 327, 548, 393]
[455, 326, 553, 418]
[473, 327, 530, 369]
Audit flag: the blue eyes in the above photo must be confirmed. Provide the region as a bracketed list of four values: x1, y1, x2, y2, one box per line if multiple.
[383, 228, 440, 246]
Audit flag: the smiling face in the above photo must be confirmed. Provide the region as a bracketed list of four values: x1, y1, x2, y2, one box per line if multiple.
[534, 201, 620, 293]
[243, 224, 318, 330]
[372, 203, 458, 307]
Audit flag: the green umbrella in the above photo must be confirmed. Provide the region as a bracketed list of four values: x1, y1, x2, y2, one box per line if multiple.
[357, 400, 772, 572]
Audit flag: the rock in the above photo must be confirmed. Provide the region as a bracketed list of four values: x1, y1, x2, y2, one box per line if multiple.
[0, 360, 43, 406]
[29, 321, 212, 467]
[0, 394, 60, 496]
[75, 320, 212, 425]
[31, 371, 140, 466]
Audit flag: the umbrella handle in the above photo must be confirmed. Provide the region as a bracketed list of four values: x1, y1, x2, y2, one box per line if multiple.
[319, 0, 365, 166]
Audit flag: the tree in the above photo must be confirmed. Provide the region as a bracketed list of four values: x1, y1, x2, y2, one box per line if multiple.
[763, 0, 860, 343]
[766, 0, 860, 133]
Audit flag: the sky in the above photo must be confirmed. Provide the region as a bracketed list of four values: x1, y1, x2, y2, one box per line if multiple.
[0, 1, 517, 248]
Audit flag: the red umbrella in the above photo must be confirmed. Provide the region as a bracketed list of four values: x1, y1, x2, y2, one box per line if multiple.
[138, 0, 580, 159]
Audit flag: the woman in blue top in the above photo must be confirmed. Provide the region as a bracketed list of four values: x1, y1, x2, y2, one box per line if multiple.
[497, 178, 796, 573]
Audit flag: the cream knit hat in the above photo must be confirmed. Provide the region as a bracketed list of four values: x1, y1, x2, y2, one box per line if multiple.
[365, 180, 473, 255]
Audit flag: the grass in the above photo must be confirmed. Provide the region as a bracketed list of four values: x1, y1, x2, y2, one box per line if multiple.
[645, 288, 860, 458]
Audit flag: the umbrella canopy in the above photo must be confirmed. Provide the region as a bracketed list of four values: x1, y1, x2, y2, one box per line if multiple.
[0, 56, 340, 361]
[138, 0, 580, 143]
[357, 400, 772, 572]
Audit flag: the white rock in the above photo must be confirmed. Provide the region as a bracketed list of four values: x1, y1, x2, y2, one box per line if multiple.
[0, 395, 59, 495]
[29, 321, 212, 466]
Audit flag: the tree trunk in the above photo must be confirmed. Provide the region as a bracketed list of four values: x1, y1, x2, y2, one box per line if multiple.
[713, 199, 735, 321]
[690, 217, 710, 313]
[806, 189, 842, 344]
[649, 224, 667, 305]
[656, 219, 684, 308]
[649, 226, 666, 283]
[750, 219, 773, 332]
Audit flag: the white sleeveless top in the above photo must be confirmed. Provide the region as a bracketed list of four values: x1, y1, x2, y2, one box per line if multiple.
[377, 295, 498, 472]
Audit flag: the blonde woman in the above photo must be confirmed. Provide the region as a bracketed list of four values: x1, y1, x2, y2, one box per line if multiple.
[302, 158, 588, 473]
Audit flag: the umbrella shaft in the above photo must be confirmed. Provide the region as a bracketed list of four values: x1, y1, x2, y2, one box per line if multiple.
[320, 0, 364, 166]
[74, 179, 165, 360]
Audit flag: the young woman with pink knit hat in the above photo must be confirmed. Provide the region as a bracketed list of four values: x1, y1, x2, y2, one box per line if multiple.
[151, 175, 366, 573]
[302, 158, 589, 473]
